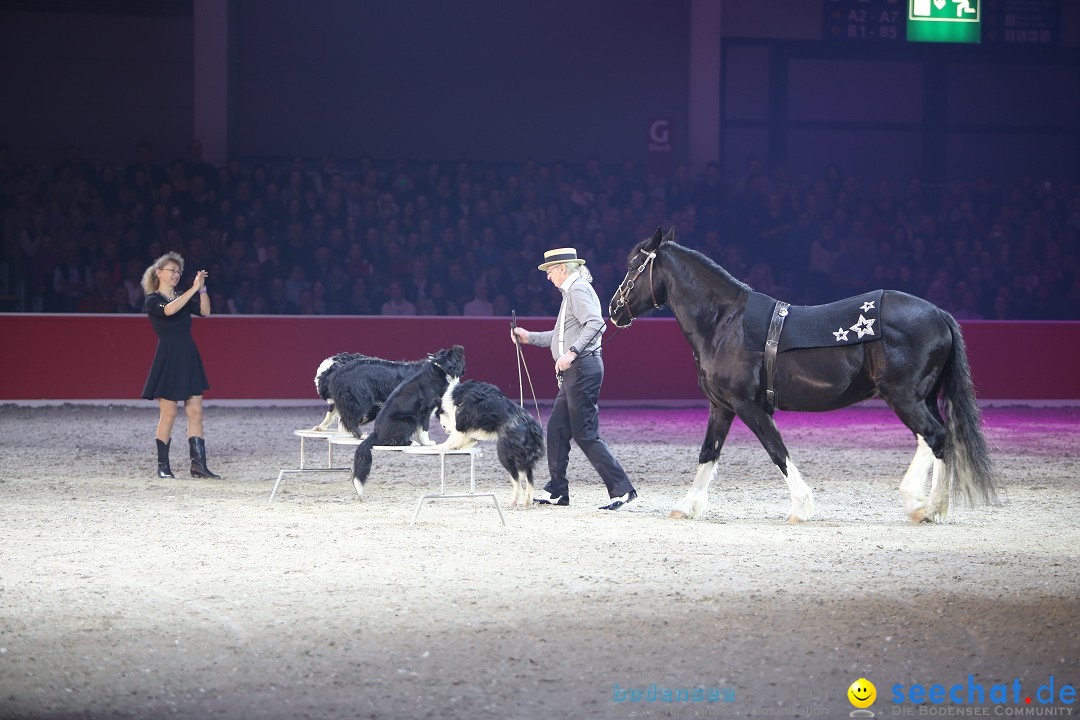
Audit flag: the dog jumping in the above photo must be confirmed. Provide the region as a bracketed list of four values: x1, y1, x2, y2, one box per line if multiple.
[351, 346, 467, 495]
[436, 379, 545, 509]
[314, 352, 427, 436]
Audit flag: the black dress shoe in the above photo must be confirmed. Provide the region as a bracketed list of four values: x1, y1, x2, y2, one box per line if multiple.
[599, 490, 637, 511]
[533, 495, 569, 506]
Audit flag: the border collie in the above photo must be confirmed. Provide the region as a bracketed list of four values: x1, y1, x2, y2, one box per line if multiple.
[351, 346, 466, 493]
[315, 352, 427, 436]
[312, 352, 365, 431]
[436, 379, 545, 509]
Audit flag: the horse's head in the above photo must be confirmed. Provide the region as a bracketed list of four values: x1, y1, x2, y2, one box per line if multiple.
[608, 227, 673, 328]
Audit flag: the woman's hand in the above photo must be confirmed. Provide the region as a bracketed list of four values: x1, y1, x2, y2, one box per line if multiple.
[511, 327, 529, 344]
[193, 270, 208, 291]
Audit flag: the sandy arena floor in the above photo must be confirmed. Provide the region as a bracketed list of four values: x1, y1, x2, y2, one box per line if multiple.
[0, 403, 1078, 719]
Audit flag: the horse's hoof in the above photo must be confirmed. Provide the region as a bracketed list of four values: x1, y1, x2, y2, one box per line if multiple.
[669, 510, 687, 519]
[907, 507, 928, 524]
[785, 514, 805, 524]
[925, 503, 948, 523]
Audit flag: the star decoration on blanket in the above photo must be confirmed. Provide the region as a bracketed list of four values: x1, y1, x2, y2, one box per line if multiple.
[850, 315, 876, 338]
[833, 327, 850, 342]
[861, 301, 876, 312]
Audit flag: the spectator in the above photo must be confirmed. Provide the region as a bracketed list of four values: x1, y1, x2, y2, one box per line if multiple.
[953, 290, 985, 320]
[284, 265, 311, 305]
[52, 240, 92, 312]
[126, 141, 167, 190]
[265, 277, 295, 314]
[416, 281, 460, 316]
[111, 284, 137, 313]
[462, 279, 494, 316]
[77, 269, 114, 313]
[309, 280, 334, 314]
[381, 280, 416, 315]
[2, 140, 1077, 323]
[405, 256, 430, 305]
[347, 277, 376, 315]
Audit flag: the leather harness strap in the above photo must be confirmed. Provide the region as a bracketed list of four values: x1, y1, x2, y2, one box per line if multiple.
[764, 301, 790, 413]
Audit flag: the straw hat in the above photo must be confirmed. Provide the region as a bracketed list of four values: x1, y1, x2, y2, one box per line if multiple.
[538, 247, 586, 271]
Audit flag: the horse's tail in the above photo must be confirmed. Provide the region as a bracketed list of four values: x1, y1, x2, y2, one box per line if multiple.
[940, 311, 1000, 507]
[352, 435, 377, 486]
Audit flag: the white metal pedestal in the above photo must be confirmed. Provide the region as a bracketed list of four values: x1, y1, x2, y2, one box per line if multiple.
[406, 446, 505, 526]
[268, 429, 357, 503]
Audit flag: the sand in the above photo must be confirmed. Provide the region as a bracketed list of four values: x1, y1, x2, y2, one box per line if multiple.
[1, 403, 1078, 719]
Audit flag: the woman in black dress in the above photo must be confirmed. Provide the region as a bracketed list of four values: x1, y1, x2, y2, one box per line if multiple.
[141, 252, 221, 479]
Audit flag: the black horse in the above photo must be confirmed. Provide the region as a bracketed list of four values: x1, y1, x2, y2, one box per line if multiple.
[609, 228, 999, 524]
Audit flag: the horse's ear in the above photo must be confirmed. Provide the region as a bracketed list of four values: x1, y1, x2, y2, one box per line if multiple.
[662, 227, 675, 244]
[644, 226, 663, 251]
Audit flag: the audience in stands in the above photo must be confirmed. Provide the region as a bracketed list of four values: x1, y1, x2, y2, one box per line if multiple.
[0, 139, 1078, 320]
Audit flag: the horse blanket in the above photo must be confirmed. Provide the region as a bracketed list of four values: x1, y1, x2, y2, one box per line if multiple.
[743, 290, 884, 354]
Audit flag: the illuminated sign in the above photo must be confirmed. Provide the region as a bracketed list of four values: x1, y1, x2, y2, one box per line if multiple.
[907, 0, 981, 43]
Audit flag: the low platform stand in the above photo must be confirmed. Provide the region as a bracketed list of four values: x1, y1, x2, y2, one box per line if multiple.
[405, 446, 505, 526]
[270, 432, 505, 527]
[268, 429, 355, 503]
[269, 431, 414, 502]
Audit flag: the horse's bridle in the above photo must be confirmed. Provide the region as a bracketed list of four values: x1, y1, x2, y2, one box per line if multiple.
[610, 248, 661, 327]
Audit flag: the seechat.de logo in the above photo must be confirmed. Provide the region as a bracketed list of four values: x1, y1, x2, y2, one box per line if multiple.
[849, 678, 877, 718]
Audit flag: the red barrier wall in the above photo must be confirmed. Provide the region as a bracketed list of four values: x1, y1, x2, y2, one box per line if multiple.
[2, 314, 1079, 401]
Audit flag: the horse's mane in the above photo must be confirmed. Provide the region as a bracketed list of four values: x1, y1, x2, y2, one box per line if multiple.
[662, 241, 752, 295]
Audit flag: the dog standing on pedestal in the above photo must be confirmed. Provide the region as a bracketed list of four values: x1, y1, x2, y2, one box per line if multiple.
[350, 346, 467, 493]
[436, 379, 544, 509]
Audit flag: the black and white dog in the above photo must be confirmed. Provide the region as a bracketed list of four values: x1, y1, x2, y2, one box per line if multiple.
[351, 346, 467, 494]
[312, 352, 365, 432]
[436, 380, 545, 509]
[314, 352, 427, 436]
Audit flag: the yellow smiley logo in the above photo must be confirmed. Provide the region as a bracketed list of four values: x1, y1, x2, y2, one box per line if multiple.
[848, 678, 876, 708]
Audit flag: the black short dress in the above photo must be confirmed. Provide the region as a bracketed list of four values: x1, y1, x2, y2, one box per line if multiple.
[141, 292, 210, 401]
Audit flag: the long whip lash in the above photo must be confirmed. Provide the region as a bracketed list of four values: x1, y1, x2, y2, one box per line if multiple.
[510, 309, 630, 431]
[512, 311, 543, 428]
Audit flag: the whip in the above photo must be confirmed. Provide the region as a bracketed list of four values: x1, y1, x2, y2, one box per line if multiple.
[511, 310, 543, 428]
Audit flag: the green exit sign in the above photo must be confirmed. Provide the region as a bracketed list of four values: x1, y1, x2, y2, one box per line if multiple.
[908, 0, 981, 43]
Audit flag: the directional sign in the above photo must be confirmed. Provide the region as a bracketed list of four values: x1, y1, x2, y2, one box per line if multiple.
[983, 0, 1059, 45]
[908, 0, 981, 43]
[824, 0, 905, 42]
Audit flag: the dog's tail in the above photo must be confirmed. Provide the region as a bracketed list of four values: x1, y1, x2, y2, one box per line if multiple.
[352, 435, 377, 486]
[335, 385, 369, 437]
[496, 411, 545, 478]
[523, 414, 545, 468]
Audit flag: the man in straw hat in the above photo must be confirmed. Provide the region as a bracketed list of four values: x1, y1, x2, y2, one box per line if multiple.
[510, 247, 637, 510]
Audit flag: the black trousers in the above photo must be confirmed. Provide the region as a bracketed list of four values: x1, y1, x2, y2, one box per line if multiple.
[544, 354, 634, 500]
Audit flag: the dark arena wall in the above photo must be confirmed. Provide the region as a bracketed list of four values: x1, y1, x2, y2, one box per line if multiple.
[2, 315, 1079, 401]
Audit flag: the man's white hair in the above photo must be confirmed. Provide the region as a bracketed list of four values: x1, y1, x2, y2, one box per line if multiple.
[563, 262, 592, 283]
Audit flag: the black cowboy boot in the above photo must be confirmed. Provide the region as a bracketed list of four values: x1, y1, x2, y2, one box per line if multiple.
[156, 438, 175, 479]
[189, 437, 222, 479]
